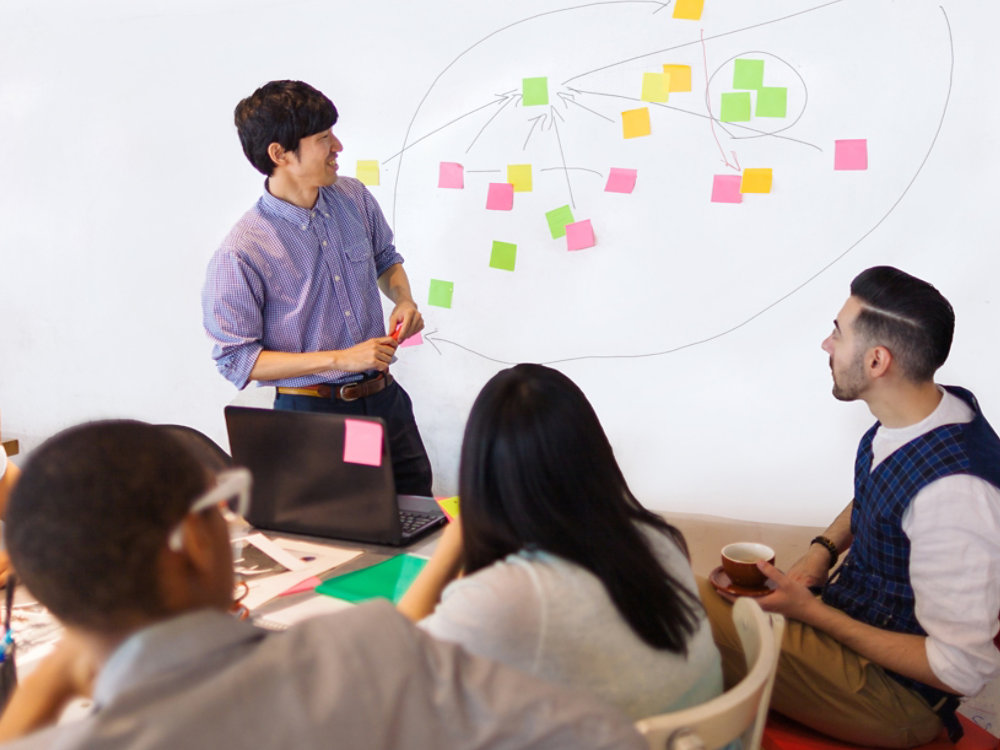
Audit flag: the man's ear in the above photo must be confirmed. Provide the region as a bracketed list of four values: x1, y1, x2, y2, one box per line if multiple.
[266, 142, 288, 170]
[867, 345, 893, 379]
[158, 513, 223, 612]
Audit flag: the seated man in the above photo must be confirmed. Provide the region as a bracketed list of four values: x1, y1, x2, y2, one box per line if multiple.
[0, 421, 644, 749]
[701, 266, 1000, 748]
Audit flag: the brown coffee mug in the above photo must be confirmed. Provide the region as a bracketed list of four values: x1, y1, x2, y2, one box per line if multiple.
[721, 542, 776, 589]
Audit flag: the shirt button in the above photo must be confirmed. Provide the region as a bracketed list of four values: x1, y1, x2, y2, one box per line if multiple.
[300, 224, 307, 231]
[334, 275, 341, 282]
[324, 213, 330, 218]
[311, 212, 316, 218]
[322, 240, 328, 247]
[344, 311, 352, 317]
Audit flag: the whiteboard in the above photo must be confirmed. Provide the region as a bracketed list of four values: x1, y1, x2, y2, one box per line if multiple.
[1, 0, 997, 525]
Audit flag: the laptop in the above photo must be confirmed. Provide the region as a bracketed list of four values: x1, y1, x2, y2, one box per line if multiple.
[224, 405, 446, 546]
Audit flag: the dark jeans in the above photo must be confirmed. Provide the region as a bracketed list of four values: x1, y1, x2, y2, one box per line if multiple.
[274, 379, 433, 496]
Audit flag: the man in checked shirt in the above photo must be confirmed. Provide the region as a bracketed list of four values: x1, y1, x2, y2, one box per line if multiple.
[202, 80, 432, 495]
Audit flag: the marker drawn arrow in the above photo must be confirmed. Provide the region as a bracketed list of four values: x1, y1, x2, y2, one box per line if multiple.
[466, 92, 521, 153]
[556, 90, 615, 123]
[549, 105, 575, 208]
[700, 29, 742, 172]
[523, 114, 546, 150]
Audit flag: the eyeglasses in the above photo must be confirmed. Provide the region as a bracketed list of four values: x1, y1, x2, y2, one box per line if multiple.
[167, 468, 252, 553]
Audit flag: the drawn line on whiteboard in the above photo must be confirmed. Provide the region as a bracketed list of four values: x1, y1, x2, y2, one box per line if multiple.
[424, 6, 954, 367]
[701, 30, 741, 171]
[557, 91, 616, 123]
[384, 93, 515, 163]
[550, 106, 576, 208]
[466, 94, 520, 153]
[391, 0, 674, 228]
[569, 86, 821, 151]
[704, 50, 810, 144]
[540, 167, 604, 177]
[562, 0, 847, 86]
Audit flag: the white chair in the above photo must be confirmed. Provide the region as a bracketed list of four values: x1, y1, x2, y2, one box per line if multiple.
[635, 597, 785, 750]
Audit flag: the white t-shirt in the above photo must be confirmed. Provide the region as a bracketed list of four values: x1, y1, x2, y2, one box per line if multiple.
[871, 387, 1000, 695]
[419, 524, 723, 720]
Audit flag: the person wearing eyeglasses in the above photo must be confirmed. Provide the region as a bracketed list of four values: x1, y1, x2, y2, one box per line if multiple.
[0, 421, 644, 749]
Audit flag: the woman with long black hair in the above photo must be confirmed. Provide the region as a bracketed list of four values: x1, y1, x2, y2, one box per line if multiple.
[399, 364, 722, 720]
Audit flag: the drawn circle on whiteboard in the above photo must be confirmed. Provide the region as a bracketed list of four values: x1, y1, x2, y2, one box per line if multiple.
[705, 51, 808, 139]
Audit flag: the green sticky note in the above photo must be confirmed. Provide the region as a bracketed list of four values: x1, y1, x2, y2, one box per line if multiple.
[756, 86, 787, 118]
[315, 554, 428, 604]
[489, 240, 517, 271]
[522, 77, 549, 106]
[733, 59, 765, 90]
[428, 279, 454, 308]
[545, 205, 575, 239]
[720, 92, 752, 122]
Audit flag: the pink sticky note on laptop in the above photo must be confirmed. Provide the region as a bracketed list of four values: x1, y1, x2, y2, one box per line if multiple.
[486, 182, 514, 210]
[834, 139, 868, 170]
[565, 219, 595, 251]
[439, 162, 464, 188]
[343, 419, 384, 466]
[605, 167, 638, 193]
[399, 331, 423, 348]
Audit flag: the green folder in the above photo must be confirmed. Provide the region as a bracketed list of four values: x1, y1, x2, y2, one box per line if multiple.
[315, 554, 428, 604]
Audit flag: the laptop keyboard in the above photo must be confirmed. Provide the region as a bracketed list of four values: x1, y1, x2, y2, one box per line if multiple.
[398, 510, 439, 536]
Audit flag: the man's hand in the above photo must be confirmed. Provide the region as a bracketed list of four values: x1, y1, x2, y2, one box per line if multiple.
[337, 337, 398, 373]
[784, 545, 833, 588]
[754, 560, 825, 622]
[388, 300, 424, 344]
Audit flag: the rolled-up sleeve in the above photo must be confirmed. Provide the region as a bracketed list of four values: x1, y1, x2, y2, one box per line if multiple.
[360, 185, 404, 276]
[201, 250, 266, 389]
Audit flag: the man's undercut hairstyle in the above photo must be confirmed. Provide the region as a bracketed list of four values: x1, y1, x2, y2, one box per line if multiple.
[849, 266, 954, 383]
[234, 80, 338, 176]
[5, 421, 208, 631]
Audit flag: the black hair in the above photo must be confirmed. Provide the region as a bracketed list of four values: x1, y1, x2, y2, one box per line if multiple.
[459, 364, 701, 652]
[849, 266, 954, 382]
[5, 421, 208, 631]
[234, 80, 338, 176]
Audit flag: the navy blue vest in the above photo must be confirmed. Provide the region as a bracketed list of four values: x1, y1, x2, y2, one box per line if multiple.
[822, 386, 1000, 710]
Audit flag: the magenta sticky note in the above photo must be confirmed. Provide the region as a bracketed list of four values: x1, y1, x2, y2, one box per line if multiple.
[711, 174, 743, 203]
[281, 576, 323, 597]
[565, 219, 595, 251]
[605, 167, 638, 194]
[834, 139, 868, 171]
[439, 162, 464, 188]
[486, 182, 514, 210]
[399, 331, 423, 348]
[343, 419, 384, 467]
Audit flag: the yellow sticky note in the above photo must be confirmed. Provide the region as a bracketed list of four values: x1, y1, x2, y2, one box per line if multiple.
[435, 496, 460, 522]
[641, 72, 670, 103]
[356, 160, 380, 186]
[622, 107, 651, 139]
[507, 164, 533, 192]
[663, 64, 692, 92]
[740, 168, 773, 193]
[673, 0, 704, 20]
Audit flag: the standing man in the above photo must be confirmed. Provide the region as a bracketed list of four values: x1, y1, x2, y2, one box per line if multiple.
[203, 80, 431, 495]
[702, 267, 1000, 748]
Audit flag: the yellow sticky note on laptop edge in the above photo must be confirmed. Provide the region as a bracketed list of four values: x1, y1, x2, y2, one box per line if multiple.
[740, 168, 773, 194]
[435, 496, 460, 522]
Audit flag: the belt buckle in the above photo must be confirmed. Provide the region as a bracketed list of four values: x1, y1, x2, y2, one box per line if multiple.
[338, 382, 361, 402]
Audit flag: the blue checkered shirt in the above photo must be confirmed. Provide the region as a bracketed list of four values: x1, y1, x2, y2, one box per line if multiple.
[202, 177, 403, 388]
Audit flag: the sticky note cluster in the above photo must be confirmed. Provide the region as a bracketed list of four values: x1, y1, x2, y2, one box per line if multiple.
[720, 58, 788, 121]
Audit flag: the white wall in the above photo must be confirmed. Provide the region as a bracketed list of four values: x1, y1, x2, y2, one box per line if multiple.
[2, 0, 997, 525]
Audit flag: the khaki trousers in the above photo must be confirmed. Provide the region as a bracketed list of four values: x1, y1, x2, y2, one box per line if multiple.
[697, 577, 942, 748]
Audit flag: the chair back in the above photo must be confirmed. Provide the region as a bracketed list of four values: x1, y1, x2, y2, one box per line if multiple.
[635, 597, 785, 750]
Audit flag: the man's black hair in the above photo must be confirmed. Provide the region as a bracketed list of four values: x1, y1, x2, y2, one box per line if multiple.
[850, 266, 955, 383]
[234, 80, 338, 176]
[5, 421, 208, 631]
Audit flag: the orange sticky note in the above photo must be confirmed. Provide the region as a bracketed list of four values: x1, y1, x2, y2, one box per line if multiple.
[673, 0, 704, 20]
[740, 168, 773, 194]
[622, 108, 651, 139]
[506, 164, 533, 192]
[343, 419, 384, 466]
[663, 64, 692, 92]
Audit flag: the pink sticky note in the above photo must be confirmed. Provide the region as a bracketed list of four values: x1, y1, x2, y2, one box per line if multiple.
[605, 168, 638, 194]
[281, 576, 323, 597]
[565, 219, 595, 251]
[343, 419, 384, 467]
[439, 161, 464, 188]
[711, 174, 743, 203]
[486, 182, 514, 210]
[399, 331, 423, 348]
[834, 139, 868, 171]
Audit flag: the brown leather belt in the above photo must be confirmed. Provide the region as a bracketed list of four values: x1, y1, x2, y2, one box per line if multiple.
[276, 373, 392, 402]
